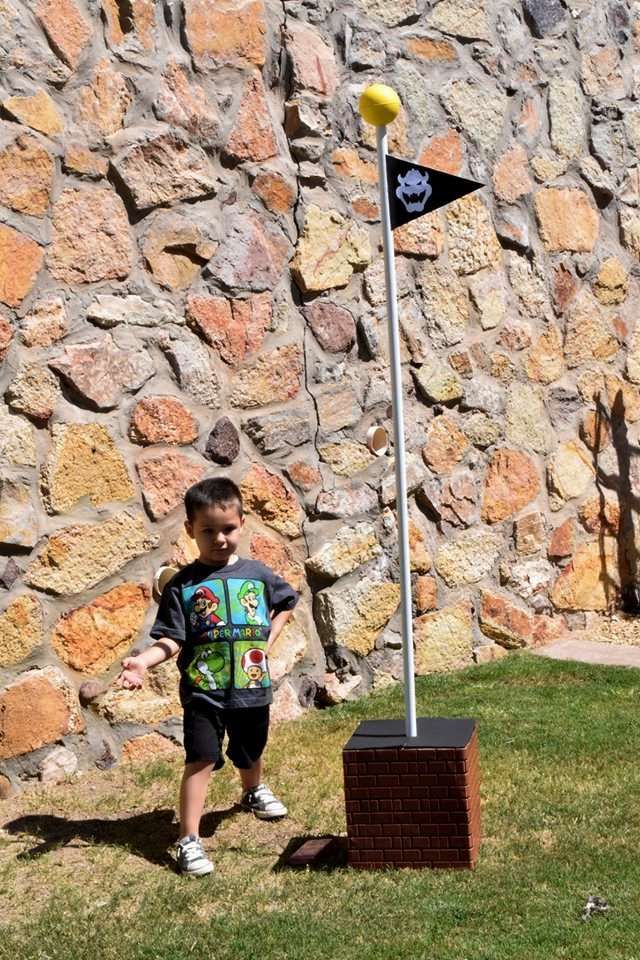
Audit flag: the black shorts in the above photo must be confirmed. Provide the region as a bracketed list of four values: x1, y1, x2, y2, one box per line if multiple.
[183, 699, 270, 769]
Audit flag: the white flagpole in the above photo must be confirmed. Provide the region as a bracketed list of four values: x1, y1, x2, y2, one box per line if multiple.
[374, 118, 417, 740]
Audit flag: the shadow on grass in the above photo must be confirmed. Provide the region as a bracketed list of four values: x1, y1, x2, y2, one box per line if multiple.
[4, 804, 240, 869]
[273, 835, 347, 873]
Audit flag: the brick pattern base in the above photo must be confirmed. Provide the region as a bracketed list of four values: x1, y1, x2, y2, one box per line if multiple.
[343, 719, 481, 870]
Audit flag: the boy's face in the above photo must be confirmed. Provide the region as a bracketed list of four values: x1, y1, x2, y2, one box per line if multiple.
[186, 502, 244, 565]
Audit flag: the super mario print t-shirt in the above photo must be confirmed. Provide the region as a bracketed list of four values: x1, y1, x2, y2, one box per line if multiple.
[149, 557, 298, 709]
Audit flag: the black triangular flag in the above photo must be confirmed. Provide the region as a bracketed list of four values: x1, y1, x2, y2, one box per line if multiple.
[386, 154, 483, 231]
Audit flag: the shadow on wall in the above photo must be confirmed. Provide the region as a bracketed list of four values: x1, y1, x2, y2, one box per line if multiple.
[593, 389, 640, 614]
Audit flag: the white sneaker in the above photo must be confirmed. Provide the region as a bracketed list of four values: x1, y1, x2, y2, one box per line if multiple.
[241, 783, 288, 820]
[175, 834, 214, 877]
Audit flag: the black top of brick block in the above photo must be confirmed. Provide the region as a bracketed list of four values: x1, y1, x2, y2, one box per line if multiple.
[344, 717, 476, 750]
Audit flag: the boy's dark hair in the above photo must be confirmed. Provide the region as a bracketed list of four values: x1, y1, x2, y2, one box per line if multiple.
[184, 477, 243, 522]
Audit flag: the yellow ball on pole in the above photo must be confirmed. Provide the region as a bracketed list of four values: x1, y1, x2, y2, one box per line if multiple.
[358, 83, 401, 127]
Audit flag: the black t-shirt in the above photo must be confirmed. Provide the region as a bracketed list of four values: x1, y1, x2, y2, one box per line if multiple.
[150, 557, 298, 709]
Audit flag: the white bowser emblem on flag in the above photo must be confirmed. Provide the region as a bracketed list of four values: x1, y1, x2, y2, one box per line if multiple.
[395, 168, 432, 213]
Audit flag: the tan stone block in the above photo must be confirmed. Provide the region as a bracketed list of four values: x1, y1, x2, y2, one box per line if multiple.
[75, 57, 131, 138]
[112, 134, 217, 212]
[305, 523, 381, 580]
[0, 666, 83, 760]
[394, 213, 445, 258]
[514, 511, 545, 557]
[435, 528, 501, 586]
[474, 643, 508, 664]
[315, 386, 360, 434]
[548, 518, 576, 560]
[547, 440, 594, 510]
[422, 416, 469, 475]
[413, 359, 463, 404]
[187, 292, 270, 366]
[285, 460, 321, 492]
[580, 410, 612, 453]
[479, 590, 532, 649]
[445, 193, 501, 275]
[548, 78, 584, 158]
[415, 574, 437, 614]
[493, 144, 532, 203]
[407, 37, 457, 62]
[564, 289, 618, 368]
[525, 324, 564, 384]
[578, 492, 620, 536]
[129, 397, 198, 446]
[249, 533, 305, 592]
[593, 257, 629, 305]
[153, 59, 219, 139]
[98, 661, 180, 724]
[0, 134, 54, 216]
[441, 79, 507, 153]
[183, 0, 266, 68]
[409, 518, 432, 574]
[2, 88, 63, 135]
[63, 144, 109, 178]
[229, 344, 302, 408]
[35, 0, 92, 69]
[0, 224, 43, 307]
[481, 448, 541, 524]
[418, 262, 469, 346]
[0, 479, 38, 548]
[468, 270, 506, 331]
[25, 510, 158, 595]
[6, 361, 59, 423]
[414, 602, 474, 674]
[505, 383, 551, 454]
[271, 679, 305, 723]
[0, 405, 36, 466]
[551, 539, 620, 611]
[252, 171, 296, 214]
[319, 442, 373, 478]
[48, 187, 133, 284]
[241, 465, 302, 539]
[49, 334, 154, 410]
[0, 595, 43, 666]
[225, 73, 278, 163]
[534, 188, 599, 252]
[121, 733, 180, 765]
[40, 423, 134, 513]
[291, 206, 371, 293]
[418, 128, 463, 174]
[138, 453, 204, 521]
[19, 296, 68, 347]
[331, 148, 377, 184]
[314, 578, 401, 656]
[51, 583, 151, 674]
[285, 19, 337, 96]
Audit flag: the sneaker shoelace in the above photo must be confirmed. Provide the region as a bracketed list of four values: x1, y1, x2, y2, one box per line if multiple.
[179, 837, 205, 863]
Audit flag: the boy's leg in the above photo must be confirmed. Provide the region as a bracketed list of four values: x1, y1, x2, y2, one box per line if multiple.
[238, 757, 262, 793]
[179, 760, 215, 838]
[225, 707, 287, 819]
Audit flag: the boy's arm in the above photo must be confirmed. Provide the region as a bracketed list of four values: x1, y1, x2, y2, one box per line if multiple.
[267, 609, 293, 652]
[117, 637, 181, 689]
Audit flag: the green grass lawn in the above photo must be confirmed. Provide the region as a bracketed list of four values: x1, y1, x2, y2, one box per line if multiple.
[1, 652, 640, 960]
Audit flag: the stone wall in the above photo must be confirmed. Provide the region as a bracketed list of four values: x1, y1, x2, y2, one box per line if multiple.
[1, 0, 639, 793]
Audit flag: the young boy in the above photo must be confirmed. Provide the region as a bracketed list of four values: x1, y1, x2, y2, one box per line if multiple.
[117, 477, 298, 877]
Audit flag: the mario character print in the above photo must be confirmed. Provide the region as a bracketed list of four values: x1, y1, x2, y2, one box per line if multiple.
[234, 641, 270, 689]
[185, 643, 230, 691]
[229, 579, 268, 626]
[183, 580, 228, 632]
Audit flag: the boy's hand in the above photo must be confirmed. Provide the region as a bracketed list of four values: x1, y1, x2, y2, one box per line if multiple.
[116, 656, 147, 690]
